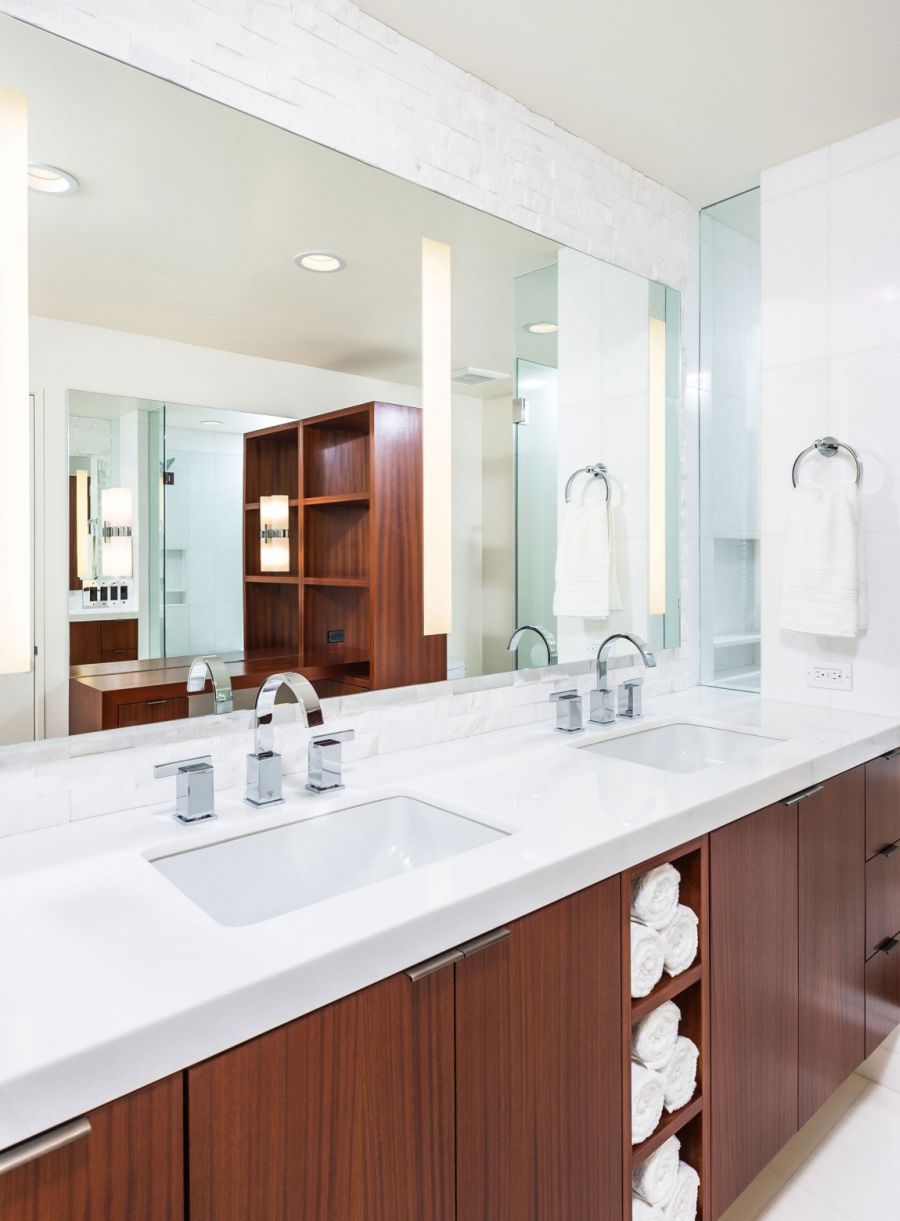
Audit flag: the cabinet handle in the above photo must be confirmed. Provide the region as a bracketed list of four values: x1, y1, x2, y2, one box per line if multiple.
[879, 842, 900, 858]
[145, 700, 167, 707]
[882, 748, 900, 761]
[405, 947, 464, 982]
[881, 937, 899, 956]
[782, 784, 824, 806]
[0, 1116, 91, 1176]
[457, 927, 511, 958]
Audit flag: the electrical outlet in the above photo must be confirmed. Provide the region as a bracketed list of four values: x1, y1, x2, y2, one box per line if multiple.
[806, 664, 853, 691]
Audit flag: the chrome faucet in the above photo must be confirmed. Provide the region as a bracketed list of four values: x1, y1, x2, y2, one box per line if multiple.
[186, 654, 234, 715]
[507, 624, 558, 667]
[153, 755, 215, 824]
[590, 632, 657, 725]
[246, 672, 324, 807]
[307, 730, 356, 792]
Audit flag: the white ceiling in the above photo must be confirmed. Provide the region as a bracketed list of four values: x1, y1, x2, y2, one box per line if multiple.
[1, 16, 561, 391]
[357, 0, 900, 204]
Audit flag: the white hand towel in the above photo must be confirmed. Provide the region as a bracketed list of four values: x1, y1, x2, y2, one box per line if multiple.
[661, 1162, 700, 1221]
[633, 1197, 666, 1221]
[781, 482, 868, 638]
[661, 904, 698, 977]
[631, 863, 681, 929]
[632, 1000, 681, 1070]
[632, 1134, 681, 1206]
[631, 1061, 665, 1145]
[660, 1036, 699, 1113]
[631, 920, 665, 998]
[553, 497, 617, 619]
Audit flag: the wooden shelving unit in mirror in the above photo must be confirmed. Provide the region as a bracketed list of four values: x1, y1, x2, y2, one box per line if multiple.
[242, 402, 446, 694]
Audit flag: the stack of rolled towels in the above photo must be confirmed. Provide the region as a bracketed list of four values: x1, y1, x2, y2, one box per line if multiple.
[630, 863, 698, 998]
[632, 1136, 701, 1221]
[631, 1001, 699, 1141]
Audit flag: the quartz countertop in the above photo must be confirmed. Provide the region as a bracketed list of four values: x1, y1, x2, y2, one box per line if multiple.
[1, 686, 897, 1149]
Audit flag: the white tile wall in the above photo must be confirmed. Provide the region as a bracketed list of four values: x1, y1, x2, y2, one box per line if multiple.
[761, 115, 900, 714]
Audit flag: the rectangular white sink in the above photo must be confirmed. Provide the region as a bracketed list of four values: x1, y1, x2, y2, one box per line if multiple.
[151, 796, 507, 927]
[580, 720, 782, 773]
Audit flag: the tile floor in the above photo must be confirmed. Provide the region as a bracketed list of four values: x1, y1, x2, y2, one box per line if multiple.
[721, 1024, 900, 1219]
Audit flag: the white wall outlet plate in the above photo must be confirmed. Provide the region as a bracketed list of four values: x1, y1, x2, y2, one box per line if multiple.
[806, 664, 853, 691]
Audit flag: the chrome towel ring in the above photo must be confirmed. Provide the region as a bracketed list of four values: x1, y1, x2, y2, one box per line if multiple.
[791, 436, 862, 488]
[564, 463, 610, 503]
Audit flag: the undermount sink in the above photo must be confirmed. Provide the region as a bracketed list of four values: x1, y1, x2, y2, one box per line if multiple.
[580, 720, 782, 773]
[151, 796, 507, 927]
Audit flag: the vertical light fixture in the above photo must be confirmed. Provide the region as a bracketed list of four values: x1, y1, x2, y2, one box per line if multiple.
[0, 88, 30, 673]
[75, 468, 92, 581]
[421, 237, 452, 635]
[259, 494, 290, 573]
[648, 315, 667, 616]
[101, 487, 134, 578]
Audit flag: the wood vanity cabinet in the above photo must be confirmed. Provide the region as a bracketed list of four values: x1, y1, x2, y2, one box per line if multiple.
[187, 879, 623, 1221]
[0, 1075, 183, 1221]
[864, 751, 900, 1054]
[70, 618, 138, 666]
[709, 800, 799, 1218]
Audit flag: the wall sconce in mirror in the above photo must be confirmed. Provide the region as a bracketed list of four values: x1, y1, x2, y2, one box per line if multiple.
[422, 236, 452, 636]
[259, 494, 290, 573]
[74, 467, 93, 581]
[101, 486, 133, 578]
[648, 312, 667, 618]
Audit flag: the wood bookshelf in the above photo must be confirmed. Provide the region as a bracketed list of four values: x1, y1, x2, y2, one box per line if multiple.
[242, 402, 446, 692]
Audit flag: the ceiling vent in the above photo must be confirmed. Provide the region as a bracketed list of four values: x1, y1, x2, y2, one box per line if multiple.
[451, 366, 510, 386]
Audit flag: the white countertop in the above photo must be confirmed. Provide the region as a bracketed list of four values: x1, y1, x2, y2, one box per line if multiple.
[1, 686, 898, 1149]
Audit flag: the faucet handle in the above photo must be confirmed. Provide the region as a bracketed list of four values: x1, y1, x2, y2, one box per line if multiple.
[617, 677, 645, 719]
[307, 730, 356, 793]
[549, 690, 583, 734]
[153, 756, 215, 824]
[589, 687, 617, 726]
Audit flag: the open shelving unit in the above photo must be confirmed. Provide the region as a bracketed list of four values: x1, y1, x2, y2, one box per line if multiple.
[622, 836, 710, 1220]
[242, 403, 446, 692]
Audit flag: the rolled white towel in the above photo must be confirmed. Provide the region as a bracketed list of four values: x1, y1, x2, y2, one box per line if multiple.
[632, 1134, 680, 1206]
[660, 1036, 699, 1113]
[631, 920, 665, 999]
[633, 1197, 666, 1221]
[661, 904, 699, 977]
[631, 863, 681, 929]
[661, 1161, 700, 1221]
[631, 1061, 665, 1145]
[632, 1000, 681, 1070]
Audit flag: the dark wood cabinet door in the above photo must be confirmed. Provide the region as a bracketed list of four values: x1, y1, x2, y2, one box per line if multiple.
[70, 621, 102, 666]
[188, 969, 455, 1221]
[865, 750, 900, 858]
[0, 1075, 183, 1221]
[99, 618, 138, 662]
[798, 770, 866, 1124]
[866, 940, 900, 1057]
[117, 696, 188, 727]
[710, 802, 799, 1218]
[454, 879, 623, 1221]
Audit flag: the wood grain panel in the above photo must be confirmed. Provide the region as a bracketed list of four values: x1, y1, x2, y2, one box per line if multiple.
[865, 752, 900, 858]
[70, 621, 102, 667]
[244, 421, 300, 503]
[302, 409, 371, 499]
[99, 619, 138, 662]
[0, 1075, 182, 1221]
[866, 942, 900, 1057]
[866, 849, 900, 958]
[798, 769, 866, 1124]
[188, 970, 455, 1221]
[116, 696, 188, 728]
[709, 803, 799, 1218]
[455, 879, 622, 1221]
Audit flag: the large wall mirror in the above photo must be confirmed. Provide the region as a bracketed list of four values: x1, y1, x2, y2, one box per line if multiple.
[0, 14, 681, 742]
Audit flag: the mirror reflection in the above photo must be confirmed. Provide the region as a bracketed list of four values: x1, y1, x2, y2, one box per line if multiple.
[1, 15, 681, 742]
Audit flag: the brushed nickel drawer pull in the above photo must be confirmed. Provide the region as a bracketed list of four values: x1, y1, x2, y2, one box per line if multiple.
[782, 784, 824, 806]
[0, 1116, 91, 1176]
[457, 927, 511, 958]
[879, 842, 900, 858]
[882, 747, 900, 761]
[881, 937, 899, 956]
[405, 947, 464, 982]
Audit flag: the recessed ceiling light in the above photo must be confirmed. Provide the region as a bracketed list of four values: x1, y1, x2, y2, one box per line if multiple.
[294, 251, 346, 273]
[27, 162, 79, 195]
[201, 419, 222, 427]
[526, 321, 558, 334]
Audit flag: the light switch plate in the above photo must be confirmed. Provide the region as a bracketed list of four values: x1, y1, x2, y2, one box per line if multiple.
[806, 664, 853, 691]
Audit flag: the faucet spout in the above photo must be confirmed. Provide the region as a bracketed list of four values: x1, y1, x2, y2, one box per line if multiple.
[252, 671, 324, 756]
[507, 624, 558, 667]
[594, 632, 657, 686]
[186, 655, 234, 715]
